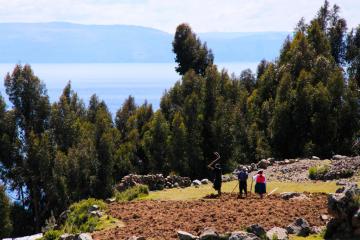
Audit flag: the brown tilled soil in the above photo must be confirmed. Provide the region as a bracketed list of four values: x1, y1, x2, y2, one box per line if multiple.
[93, 193, 329, 240]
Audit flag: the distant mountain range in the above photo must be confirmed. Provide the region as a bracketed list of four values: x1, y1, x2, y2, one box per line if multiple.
[0, 22, 290, 63]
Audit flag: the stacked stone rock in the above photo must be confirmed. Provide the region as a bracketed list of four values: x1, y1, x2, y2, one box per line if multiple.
[165, 175, 192, 188]
[116, 174, 191, 191]
[326, 183, 360, 238]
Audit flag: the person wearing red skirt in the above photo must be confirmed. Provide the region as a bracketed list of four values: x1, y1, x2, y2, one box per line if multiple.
[253, 170, 266, 198]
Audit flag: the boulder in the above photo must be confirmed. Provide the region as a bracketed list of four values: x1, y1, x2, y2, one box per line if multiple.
[229, 231, 259, 240]
[77, 233, 93, 240]
[246, 224, 266, 237]
[177, 231, 199, 240]
[4, 233, 44, 240]
[336, 180, 348, 186]
[280, 192, 300, 200]
[128, 236, 146, 240]
[88, 205, 100, 212]
[192, 180, 202, 186]
[328, 183, 360, 219]
[266, 227, 288, 240]
[286, 218, 310, 236]
[222, 175, 232, 182]
[199, 228, 219, 240]
[335, 186, 345, 193]
[105, 197, 116, 203]
[310, 226, 325, 234]
[257, 159, 271, 169]
[201, 179, 210, 185]
[60, 234, 76, 240]
[250, 163, 257, 172]
[325, 183, 360, 238]
[320, 214, 329, 221]
[332, 154, 347, 160]
[89, 210, 103, 218]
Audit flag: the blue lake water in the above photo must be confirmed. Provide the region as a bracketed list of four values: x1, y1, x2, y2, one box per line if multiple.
[0, 62, 257, 115]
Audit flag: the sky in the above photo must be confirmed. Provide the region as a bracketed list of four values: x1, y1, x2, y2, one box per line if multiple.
[0, 0, 359, 33]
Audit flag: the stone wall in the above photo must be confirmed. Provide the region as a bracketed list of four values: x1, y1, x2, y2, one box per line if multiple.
[116, 174, 191, 191]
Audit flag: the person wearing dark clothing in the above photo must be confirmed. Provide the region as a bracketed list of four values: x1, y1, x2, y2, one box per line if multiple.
[235, 166, 248, 198]
[213, 163, 222, 193]
[208, 152, 221, 196]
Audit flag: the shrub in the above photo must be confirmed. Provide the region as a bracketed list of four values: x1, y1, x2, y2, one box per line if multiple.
[115, 184, 149, 202]
[62, 198, 106, 234]
[41, 230, 62, 240]
[309, 164, 330, 180]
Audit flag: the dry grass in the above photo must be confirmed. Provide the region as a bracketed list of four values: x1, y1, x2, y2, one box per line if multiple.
[143, 179, 356, 201]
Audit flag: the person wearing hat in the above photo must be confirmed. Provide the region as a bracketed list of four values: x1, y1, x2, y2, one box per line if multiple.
[253, 170, 266, 198]
[234, 165, 248, 198]
[207, 152, 222, 196]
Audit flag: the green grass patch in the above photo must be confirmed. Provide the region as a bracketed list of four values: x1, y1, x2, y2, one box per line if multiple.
[309, 164, 330, 180]
[62, 198, 120, 234]
[115, 184, 149, 202]
[144, 180, 360, 201]
[41, 230, 63, 240]
[289, 233, 324, 240]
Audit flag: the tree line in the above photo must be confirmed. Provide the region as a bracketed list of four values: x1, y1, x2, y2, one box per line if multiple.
[1, 0, 360, 237]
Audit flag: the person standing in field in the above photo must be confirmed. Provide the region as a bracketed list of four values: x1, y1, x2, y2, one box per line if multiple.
[207, 152, 222, 196]
[235, 166, 248, 198]
[253, 170, 266, 198]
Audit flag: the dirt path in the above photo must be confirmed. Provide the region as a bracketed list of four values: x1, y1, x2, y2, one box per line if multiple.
[93, 193, 328, 240]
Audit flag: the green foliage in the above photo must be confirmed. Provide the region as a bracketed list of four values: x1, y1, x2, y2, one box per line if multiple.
[0, 186, 12, 238]
[62, 198, 106, 234]
[272, 235, 279, 240]
[41, 230, 62, 240]
[172, 23, 214, 75]
[115, 184, 149, 202]
[309, 165, 330, 180]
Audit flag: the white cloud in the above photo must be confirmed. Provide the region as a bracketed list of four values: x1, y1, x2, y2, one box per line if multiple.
[0, 0, 358, 33]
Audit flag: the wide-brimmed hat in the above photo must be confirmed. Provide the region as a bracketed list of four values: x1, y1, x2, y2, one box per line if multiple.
[257, 169, 263, 174]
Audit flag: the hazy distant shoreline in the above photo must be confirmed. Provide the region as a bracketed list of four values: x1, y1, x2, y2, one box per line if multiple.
[0, 62, 258, 113]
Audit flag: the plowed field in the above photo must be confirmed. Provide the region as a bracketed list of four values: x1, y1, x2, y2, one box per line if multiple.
[93, 193, 328, 240]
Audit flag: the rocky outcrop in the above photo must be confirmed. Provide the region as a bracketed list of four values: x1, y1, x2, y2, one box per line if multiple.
[280, 192, 308, 201]
[286, 218, 310, 236]
[199, 227, 218, 240]
[192, 180, 202, 186]
[201, 179, 210, 185]
[177, 229, 260, 240]
[246, 224, 266, 238]
[229, 231, 259, 240]
[257, 159, 271, 169]
[116, 174, 191, 191]
[325, 183, 360, 239]
[266, 227, 288, 240]
[128, 236, 146, 240]
[3, 233, 43, 240]
[59, 233, 93, 240]
[177, 231, 199, 240]
[77, 233, 93, 240]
